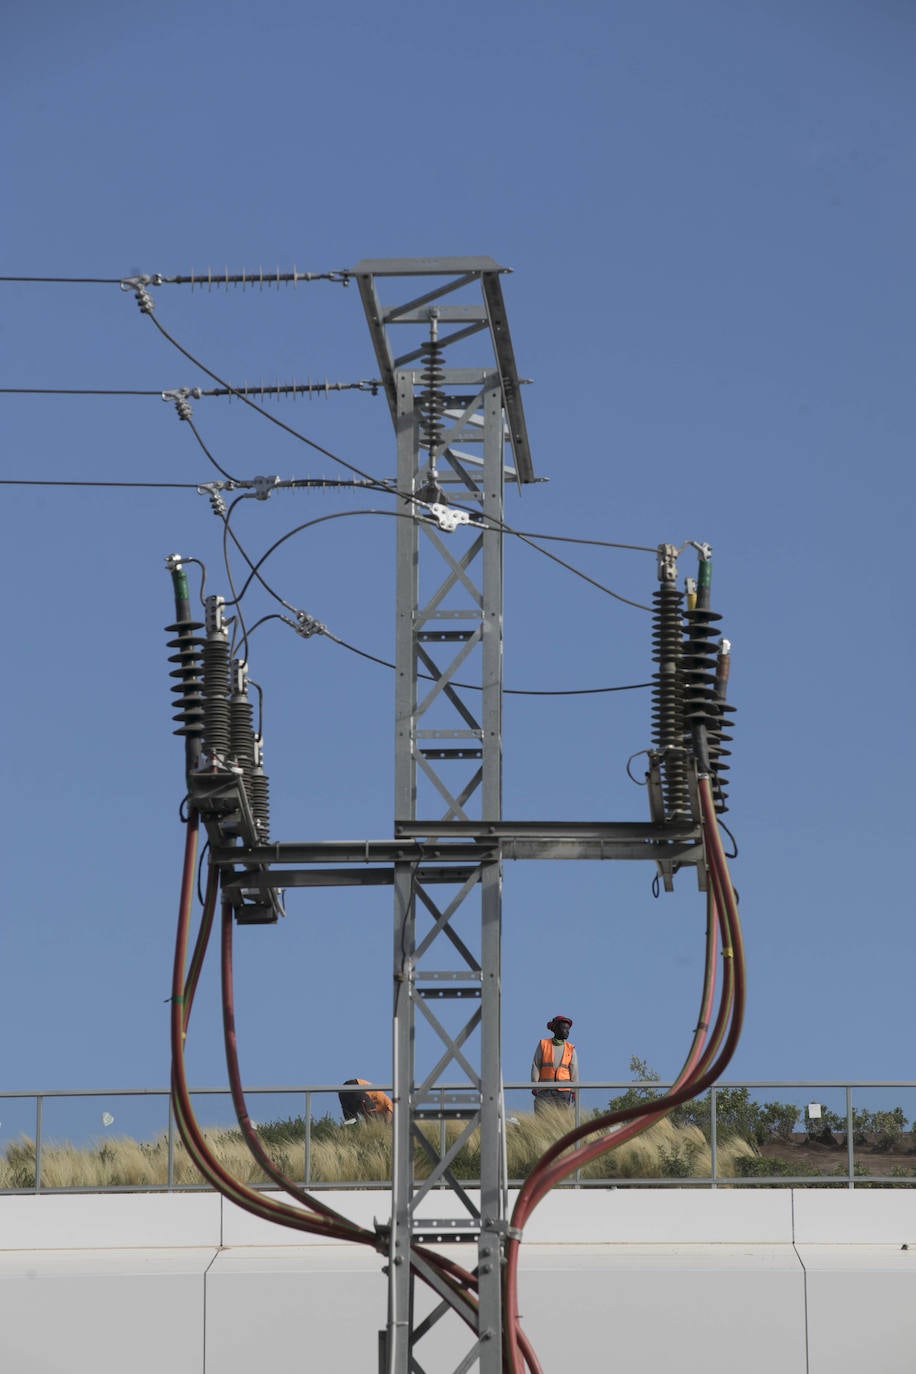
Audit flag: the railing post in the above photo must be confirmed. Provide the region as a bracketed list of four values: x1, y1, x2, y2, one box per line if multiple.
[439, 1087, 446, 1165]
[574, 1091, 582, 1188]
[167, 1094, 175, 1190]
[34, 1096, 43, 1194]
[304, 1091, 312, 1187]
[710, 1088, 718, 1188]
[846, 1086, 855, 1189]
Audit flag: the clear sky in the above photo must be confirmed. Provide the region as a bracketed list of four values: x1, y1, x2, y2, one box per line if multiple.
[3, 1, 915, 1130]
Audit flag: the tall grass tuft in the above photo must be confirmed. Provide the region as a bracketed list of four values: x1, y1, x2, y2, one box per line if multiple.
[0, 1113, 755, 1190]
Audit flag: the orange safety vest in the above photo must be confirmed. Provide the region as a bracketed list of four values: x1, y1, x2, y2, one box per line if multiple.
[537, 1039, 574, 1089]
[352, 1079, 393, 1121]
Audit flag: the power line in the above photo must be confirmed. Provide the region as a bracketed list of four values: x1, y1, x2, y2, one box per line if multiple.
[0, 380, 381, 397]
[0, 479, 201, 489]
[142, 307, 396, 494]
[472, 510, 653, 612]
[2, 469, 656, 617]
[326, 631, 652, 696]
[185, 415, 240, 485]
[508, 527, 653, 612]
[0, 387, 164, 396]
[0, 267, 350, 287]
[508, 529, 656, 555]
[212, 509, 654, 697]
[0, 275, 125, 284]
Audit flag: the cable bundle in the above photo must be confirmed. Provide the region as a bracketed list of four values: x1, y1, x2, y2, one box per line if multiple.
[170, 815, 544, 1368]
[502, 774, 744, 1373]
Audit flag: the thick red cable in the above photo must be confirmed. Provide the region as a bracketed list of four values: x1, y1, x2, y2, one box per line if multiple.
[503, 776, 744, 1373]
[171, 824, 365, 1236]
[218, 890, 496, 1325]
[220, 898, 371, 1234]
[171, 836, 499, 1355]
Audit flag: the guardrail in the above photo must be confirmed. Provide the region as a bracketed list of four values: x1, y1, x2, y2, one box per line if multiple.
[3, 1082, 916, 1192]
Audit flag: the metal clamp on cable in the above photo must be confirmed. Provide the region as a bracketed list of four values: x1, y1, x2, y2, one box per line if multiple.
[292, 609, 327, 639]
[427, 502, 471, 533]
[162, 387, 203, 422]
[120, 274, 162, 314]
[252, 474, 280, 500]
[197, 481, 228, 517]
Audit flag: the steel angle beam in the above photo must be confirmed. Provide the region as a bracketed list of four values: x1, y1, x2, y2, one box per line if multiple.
[352, 256, 534, 485]
[395, 818, 702, 840]
[209, 840, 497, 866]
[219, 865, 481, 895]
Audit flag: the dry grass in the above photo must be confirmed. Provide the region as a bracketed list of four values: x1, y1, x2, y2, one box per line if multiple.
[0, 1112, 755, 1190]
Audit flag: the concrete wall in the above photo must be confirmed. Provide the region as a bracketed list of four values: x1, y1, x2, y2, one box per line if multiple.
[2, 1189, 916, 1372]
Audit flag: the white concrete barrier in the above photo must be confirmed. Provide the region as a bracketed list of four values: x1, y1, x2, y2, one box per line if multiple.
[1, 1189, 914, 1372]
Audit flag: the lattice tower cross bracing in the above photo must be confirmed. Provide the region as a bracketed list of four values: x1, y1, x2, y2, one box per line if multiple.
[354, 257, 526, 1374]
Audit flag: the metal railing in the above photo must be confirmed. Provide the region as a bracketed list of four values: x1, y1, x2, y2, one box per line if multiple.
[3, 1081, 915, 1193]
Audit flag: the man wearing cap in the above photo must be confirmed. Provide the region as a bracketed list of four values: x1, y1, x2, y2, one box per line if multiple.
[531, 1015, 578, 1114]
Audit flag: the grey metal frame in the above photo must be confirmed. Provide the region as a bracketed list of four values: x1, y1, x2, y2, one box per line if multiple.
[362, 256, 514, 1374]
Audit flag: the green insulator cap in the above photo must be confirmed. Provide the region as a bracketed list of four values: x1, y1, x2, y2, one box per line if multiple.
[171, 566, 190, 603]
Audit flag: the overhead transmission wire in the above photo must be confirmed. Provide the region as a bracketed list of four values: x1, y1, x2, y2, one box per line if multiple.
[446, 503, 654, 612]
[0, 267, 350, 287]
[119, 283, 657, 607]
[124, 284, 395, 494]
[0, 477, 384, 492]
[0, 275, 128, 284]
[0, 479, 202, 489]
[213, 499, 653, 629]
[1, 387, 166, 396]
[505, 526, 652, 611]
[212, 502, 653, 696]
[185, 414, 240, 484]
[0, 466, 655, 690]
[0, 380, 381, 398]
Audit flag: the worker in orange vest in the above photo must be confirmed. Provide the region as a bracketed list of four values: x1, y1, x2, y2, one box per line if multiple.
[338, 1078, 394, 1125]
[531, 1015, 578, 1114]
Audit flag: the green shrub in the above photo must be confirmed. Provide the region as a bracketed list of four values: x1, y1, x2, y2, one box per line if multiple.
[659, 1142, 700, 1177]
[852, 1108, 907, 1151]
[606, 1060, 800, 1150]
[804, 1106, 845, 1142]
[758, 1101, 799, 1142]
[672, 1087, 761, 1144]
[735, 1155, 794, 1178]
[604, 1056, 664, 1116]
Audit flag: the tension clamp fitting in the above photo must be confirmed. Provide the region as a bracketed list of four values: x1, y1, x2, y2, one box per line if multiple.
[428, 502, 471, 533]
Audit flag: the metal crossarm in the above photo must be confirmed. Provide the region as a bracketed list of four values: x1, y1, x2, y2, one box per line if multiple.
[352, 257, 534, 486]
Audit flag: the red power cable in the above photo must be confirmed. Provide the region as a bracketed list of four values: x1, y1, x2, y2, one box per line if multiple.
[172, 819, 541, 1362]
[503, 775, 744, 1373]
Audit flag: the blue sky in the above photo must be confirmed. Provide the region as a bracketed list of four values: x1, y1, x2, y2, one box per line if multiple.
[3, 1, 915, 1125]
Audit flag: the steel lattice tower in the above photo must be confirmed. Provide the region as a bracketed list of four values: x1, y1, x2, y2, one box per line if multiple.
[354, 257, 529, 1373]
[211, 257, 704, 1373]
